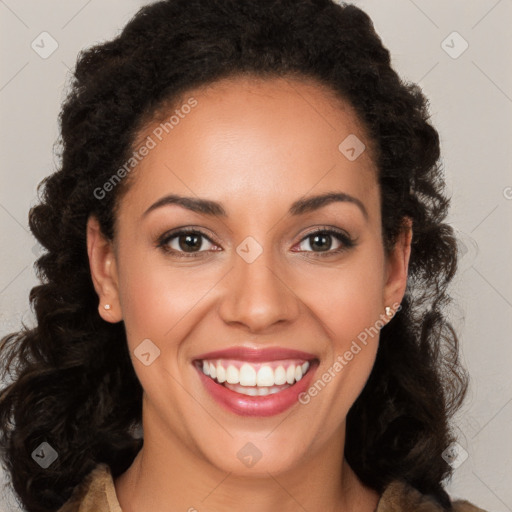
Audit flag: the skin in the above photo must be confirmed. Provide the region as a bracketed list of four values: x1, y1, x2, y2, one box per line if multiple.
[87, 75, 412, 512]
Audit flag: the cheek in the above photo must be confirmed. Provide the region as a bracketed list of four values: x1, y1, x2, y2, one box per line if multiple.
[293, 243, 384, 411]
[116, 253, 219, 348]
[297, 242, 385, 342]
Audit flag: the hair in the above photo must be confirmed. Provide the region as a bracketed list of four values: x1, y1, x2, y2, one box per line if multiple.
[0, 1, 469, 511]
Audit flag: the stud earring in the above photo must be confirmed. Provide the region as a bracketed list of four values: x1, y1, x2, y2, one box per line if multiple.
[385, 306, 392, 317]
[104, 304, 112, 310]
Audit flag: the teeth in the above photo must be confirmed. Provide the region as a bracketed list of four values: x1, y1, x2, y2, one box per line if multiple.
[244, 386, 258, 396]
[226, 365, 239, 384]
[274, 365, 287, 385]
[256, 366, 274, 387]
[239, 363, 256, 386]
[216, 363, 226, 383]
[200, 359, 311, 388]
[286, 365, 295, 384]
[224, 382, 291, 396]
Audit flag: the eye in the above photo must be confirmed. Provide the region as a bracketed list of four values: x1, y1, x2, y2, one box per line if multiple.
[294, 228, 355, 256]
[157, 229, 219, 258]
[156, 226, 356, 259]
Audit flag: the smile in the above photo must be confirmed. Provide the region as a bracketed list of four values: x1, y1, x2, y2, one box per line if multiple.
[200, 359, 311, 396]
[192, 347, 318, 416]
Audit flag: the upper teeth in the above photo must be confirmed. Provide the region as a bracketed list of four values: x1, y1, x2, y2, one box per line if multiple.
[201, 360, 310, 387]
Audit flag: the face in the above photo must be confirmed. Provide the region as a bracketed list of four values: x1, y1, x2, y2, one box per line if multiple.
[87, 75, 411, 477]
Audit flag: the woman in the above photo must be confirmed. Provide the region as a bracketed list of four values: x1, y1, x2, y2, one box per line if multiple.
[0, 1, 488, 511]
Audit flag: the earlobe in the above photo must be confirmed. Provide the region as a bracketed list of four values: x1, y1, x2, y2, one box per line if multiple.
[86, 215, 123, 323]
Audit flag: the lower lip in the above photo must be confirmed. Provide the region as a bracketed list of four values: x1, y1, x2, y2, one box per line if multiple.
[195, 361, 318, 417]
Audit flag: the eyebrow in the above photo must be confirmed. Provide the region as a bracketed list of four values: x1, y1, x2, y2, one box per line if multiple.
[142, 191, 368, 220]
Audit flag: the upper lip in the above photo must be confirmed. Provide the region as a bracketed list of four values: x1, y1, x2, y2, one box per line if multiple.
[194, 346, 318, 362]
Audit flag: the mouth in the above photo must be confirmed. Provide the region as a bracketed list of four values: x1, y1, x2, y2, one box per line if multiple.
[192, 347, 319, 416]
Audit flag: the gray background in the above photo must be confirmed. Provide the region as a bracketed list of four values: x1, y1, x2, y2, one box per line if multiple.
[1, 0, 511, 510]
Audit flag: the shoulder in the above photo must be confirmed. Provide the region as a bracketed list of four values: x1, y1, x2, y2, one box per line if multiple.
[377, 480, 489, 512]
[56, 463, 121, 512]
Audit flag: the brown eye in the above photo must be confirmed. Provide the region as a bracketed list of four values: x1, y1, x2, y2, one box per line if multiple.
[306, 233, 334, 252]
[157, 229, 218, 258]
[177, 233, 203, 252]
[295, 228, 355, 256]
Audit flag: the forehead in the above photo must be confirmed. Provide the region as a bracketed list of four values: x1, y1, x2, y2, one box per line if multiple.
[118, 75, 380, 223]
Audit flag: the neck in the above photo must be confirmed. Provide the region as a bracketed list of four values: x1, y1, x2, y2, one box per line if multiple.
[114, 402, 379, 512]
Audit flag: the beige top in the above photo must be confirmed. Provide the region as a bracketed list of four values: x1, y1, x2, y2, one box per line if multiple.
[56, 463, 488, 512]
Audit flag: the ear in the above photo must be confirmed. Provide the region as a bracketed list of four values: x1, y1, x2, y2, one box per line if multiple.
[383, 217, 413, 313]
[86, 215, 123, 323]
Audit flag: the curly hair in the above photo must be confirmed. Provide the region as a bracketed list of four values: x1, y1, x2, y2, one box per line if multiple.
[0, 1, 469, 511]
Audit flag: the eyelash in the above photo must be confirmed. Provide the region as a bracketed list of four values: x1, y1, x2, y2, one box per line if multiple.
[156, 227, 356, 259]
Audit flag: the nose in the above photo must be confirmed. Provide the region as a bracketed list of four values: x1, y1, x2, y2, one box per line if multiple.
[217, 244, 301, 333]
